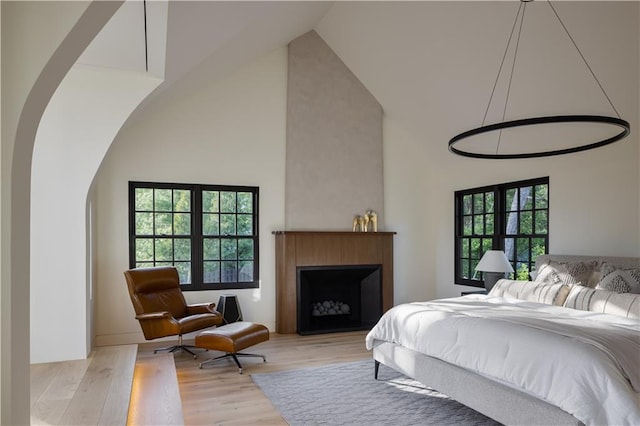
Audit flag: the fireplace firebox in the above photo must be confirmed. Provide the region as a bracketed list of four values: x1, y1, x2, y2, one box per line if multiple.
[297, 264, 382, 335]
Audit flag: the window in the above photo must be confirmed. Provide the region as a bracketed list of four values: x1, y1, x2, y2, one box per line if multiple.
[129, 181, 259, 290]
[455, 177, 549, 287]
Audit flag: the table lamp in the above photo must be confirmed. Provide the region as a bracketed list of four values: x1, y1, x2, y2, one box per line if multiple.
[475, 250, 514, 292]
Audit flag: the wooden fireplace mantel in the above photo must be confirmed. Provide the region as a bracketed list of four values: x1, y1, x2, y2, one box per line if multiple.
[273, 231, 395, 334]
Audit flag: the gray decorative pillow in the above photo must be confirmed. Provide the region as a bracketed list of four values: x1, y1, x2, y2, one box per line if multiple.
[596, 264, 640, 294]
[536, 260, 600, 288]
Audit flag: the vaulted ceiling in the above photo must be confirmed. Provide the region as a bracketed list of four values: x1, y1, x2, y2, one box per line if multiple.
[78, 1, 638, 158]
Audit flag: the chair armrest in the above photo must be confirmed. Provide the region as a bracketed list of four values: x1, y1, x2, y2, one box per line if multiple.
[134, 311, 181, 339]
[135, 311, 173, 321]
[186, 303, 219, 315]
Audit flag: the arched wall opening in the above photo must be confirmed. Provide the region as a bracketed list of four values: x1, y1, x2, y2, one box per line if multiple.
[2, 2, 123, 423]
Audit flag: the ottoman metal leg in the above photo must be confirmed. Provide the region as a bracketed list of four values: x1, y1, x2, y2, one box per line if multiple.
[199, 352, 267, 374]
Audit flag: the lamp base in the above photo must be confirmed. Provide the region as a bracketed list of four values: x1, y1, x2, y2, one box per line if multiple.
[483, 272, 507, 293]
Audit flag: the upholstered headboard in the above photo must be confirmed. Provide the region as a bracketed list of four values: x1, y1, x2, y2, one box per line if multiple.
[536, 254, 640, 271]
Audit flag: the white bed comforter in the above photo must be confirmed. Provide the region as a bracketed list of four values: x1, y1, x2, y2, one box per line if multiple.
[365, 295, 640, 426]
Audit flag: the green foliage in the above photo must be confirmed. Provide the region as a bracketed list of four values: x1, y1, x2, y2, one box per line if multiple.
[237, 215, 252, 235]
[135, 212, 153, 235]
[174, 213, 190, 235]
[136, 239, 153, 261]
[237, 192, 253, 213]
[535, 184, 548, 208]
[463, 194, 472, 215]
[203, 191, 219, 213]
[203, 238, 220, 260]
[174, 239, 191, 261]
[154, 238, 172, 261]
[154, 213, 172, 235]
[221, 239, 237, 260]
[220, 214, 236, 235]
[516, 263, 530, 281]
[238, 239, 253, 260]
[154, 189, 172, 211]
[135, 188, 153, 210]
[485, 192, 494, 213]
[220, 192, 236, 213]
[473, 193, 484, 213]
[204, 261, 220, 283]
[203, 214, 220, 235]
[173, 190, 190, 211]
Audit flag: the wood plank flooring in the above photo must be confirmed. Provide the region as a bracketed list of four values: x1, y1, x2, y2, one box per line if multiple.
[138, 330, 371, 425]
[30, 331, 371, 425]
[31, 344, 138, 426]
[128, 353, 184, 425]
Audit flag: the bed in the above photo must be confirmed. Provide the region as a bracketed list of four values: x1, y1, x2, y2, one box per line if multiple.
[366, 255, 640, 426]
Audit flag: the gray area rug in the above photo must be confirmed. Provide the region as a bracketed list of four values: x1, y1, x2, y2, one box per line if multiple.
[251, 360, 501, 426]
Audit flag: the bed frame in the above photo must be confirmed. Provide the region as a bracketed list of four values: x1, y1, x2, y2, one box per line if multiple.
[373, 254, 640, 426]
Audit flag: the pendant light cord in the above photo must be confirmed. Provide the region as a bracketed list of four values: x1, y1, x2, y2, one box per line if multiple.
[484, 0, 622, 125]
[546, 1, 621, 118]
[144, 0, 149, 73]
[496, 2, 528, 154]
[481, 1, 524, 128]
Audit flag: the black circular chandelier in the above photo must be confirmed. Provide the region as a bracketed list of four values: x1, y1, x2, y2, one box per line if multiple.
[448, 0, 631, 160]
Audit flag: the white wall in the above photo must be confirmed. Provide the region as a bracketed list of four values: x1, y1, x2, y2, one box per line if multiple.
[93, 47, 287, 345]
[317, 1, 640, 300]
[30, 66, 160, 363]
[383, 118, 434, 303]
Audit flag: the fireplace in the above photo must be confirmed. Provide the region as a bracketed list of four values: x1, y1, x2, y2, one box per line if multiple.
[274, 231, 394, 334]
[297, 265, 382, 335]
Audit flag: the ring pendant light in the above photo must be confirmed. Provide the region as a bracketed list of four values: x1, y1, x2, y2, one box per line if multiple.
[448, 0, 630, 159]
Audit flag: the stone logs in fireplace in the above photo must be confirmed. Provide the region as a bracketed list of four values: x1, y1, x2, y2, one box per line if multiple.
[273, 231, 394, 334]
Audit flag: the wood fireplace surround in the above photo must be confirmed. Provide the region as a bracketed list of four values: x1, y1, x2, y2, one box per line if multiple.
[274, 231, 395, 334]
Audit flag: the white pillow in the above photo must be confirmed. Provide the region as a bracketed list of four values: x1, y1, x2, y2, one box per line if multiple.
[490, 279, 571, 306]
[563, 286, 640, 320]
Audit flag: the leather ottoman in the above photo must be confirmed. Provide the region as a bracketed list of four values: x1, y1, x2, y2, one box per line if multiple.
[195, 321, 269, 373]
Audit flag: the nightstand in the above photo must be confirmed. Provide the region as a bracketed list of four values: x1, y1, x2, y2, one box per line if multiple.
[461, 290, 487, 296]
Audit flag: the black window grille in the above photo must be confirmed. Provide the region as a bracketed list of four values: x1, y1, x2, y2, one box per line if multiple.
[129, 181, 259, 290]
[455, 177, 549, 287]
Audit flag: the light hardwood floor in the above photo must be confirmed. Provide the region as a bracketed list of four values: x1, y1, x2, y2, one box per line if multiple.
[138, 330, 371, 425]
[31, 344, 138, 425]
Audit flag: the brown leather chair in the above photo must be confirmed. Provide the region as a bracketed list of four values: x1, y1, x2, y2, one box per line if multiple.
[124, 266, 223, 358]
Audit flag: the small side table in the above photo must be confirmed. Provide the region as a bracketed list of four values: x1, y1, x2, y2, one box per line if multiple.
[461, 290, 487, 296]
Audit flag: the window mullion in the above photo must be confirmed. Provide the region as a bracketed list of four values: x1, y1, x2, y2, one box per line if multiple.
[128, 183, 136, 268]
[152, 189, 157, 265]
[192, 186, 203, 289]
[494, 187, 502, 250]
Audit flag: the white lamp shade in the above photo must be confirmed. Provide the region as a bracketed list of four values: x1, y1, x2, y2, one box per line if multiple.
[475, 250, 514, 273]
